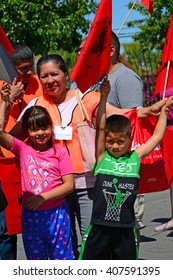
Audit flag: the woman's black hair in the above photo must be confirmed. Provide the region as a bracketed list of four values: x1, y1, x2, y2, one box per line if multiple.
[36, 54, 68, 78]
[22, 105, 54, 147]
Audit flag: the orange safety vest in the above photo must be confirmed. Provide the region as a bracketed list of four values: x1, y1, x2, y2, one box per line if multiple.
[0, 75, 43, 157]
[36, 90, 100, 174]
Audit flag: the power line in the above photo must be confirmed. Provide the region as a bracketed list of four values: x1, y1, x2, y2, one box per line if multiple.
[118, 32, 140, 38]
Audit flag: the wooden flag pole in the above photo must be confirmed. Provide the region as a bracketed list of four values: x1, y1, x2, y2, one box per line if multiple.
[162, 60, 171, 99]
[117, 0, 138, 36]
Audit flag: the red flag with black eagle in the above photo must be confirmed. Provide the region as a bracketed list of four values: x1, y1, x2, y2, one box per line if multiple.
[70, 0, 112, 93]
[141, 0, 154, 14]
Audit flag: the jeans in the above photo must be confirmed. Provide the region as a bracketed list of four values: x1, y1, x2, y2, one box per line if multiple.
[0, 182, 17, 260]
[66, 188, 93, 259]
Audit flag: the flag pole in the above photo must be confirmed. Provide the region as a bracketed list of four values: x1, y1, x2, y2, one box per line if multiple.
[117, 0, 138, 36]
[162, 60, 170, 99]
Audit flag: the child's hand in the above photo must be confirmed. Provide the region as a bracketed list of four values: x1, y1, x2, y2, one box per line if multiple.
[10, 77, 25, 102]
[149, 99, 166, 116]
[160, 96, 173, 115]
[165, 96, 173, 109]
[0, 82, 11, 103]
[23, 195, 45, 210]
[100, 78, 111, 97]
[163, 96, 173, 115]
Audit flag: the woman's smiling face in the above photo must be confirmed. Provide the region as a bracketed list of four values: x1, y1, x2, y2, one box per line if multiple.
[39, 61, 68, 98]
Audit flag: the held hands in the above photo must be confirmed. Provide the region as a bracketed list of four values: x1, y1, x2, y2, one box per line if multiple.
[149, 99, 166, 116]
[0, 78, 24, 105]
[164, 96, 173, 114]
[10, 77, 25, 102]
[0, 82, 11, 134]
[0, 82, 11, 103]
[137, 99, 166, 118]
[100, 77, 111, 97]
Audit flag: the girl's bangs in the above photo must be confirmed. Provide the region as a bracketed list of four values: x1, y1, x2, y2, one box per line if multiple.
[28, 113, 51, 130]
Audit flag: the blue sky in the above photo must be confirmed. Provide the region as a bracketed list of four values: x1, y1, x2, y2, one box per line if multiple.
[112, 0, 145, 44]
[90, 0, 145, 45]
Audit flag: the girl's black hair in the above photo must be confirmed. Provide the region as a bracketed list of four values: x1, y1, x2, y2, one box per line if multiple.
[36, 54, 68, 78]
[22, 105, 54, 147]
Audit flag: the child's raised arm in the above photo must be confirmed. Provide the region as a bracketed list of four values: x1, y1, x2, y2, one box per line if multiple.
[136, 96, 173, 160]
[0, 82, 13, 149]
[95, 78, 111, 163]
[0, 83, 11, 133]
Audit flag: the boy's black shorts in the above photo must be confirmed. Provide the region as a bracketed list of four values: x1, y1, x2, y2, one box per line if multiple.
[79, 224, 138, 260]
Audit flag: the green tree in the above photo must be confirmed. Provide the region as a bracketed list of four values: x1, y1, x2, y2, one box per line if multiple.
[0, 0, 98, 55]
[127, 0, 173, 52]
[122, 43, 161, 76]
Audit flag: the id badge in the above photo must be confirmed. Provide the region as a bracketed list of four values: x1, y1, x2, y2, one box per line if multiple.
[54, 126, 73, 140]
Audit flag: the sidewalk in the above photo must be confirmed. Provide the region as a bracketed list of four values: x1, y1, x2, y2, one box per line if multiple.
[139, 189, 173, 260]
[17, 189, 173, 260]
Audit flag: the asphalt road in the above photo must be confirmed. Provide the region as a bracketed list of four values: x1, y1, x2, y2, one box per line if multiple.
[17, 189, 173, 260]
[139, 189, 173, 260]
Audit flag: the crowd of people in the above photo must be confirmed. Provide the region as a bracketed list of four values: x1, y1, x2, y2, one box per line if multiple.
[0, 32, 172, 260]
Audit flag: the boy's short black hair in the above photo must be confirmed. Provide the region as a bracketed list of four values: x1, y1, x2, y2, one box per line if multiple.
[106, 114, 131, 138]
[10, 43, 33, 64]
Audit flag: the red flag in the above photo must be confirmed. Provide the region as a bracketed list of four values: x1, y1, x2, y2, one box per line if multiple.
[0, 25, 14, 55]
[141, 0, 154, 14]
[124, 110, 170, 193]
[154, 13, 173, 96]
[0, 158, 22, 235]
[161, 12, 173, 64]
[70, 0, 112, 93]
[154, 62, 173, 96]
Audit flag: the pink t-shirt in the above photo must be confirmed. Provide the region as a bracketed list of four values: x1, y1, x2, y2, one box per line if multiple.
[10, 137, 74, 210]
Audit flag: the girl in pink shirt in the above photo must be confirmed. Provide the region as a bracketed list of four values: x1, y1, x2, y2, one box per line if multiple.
[0, 85, 74, 259]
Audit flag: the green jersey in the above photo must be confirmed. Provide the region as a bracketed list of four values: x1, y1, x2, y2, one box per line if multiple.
[91, 150, 140, 227]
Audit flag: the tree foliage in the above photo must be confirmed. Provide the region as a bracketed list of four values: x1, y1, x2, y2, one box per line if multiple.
[0, 0, 98, 55]
[122, 43, 161, 76]
[127, 0, 173, 52]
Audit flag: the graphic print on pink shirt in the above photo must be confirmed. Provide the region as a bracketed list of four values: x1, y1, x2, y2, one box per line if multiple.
[26, 155, 54, 194]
